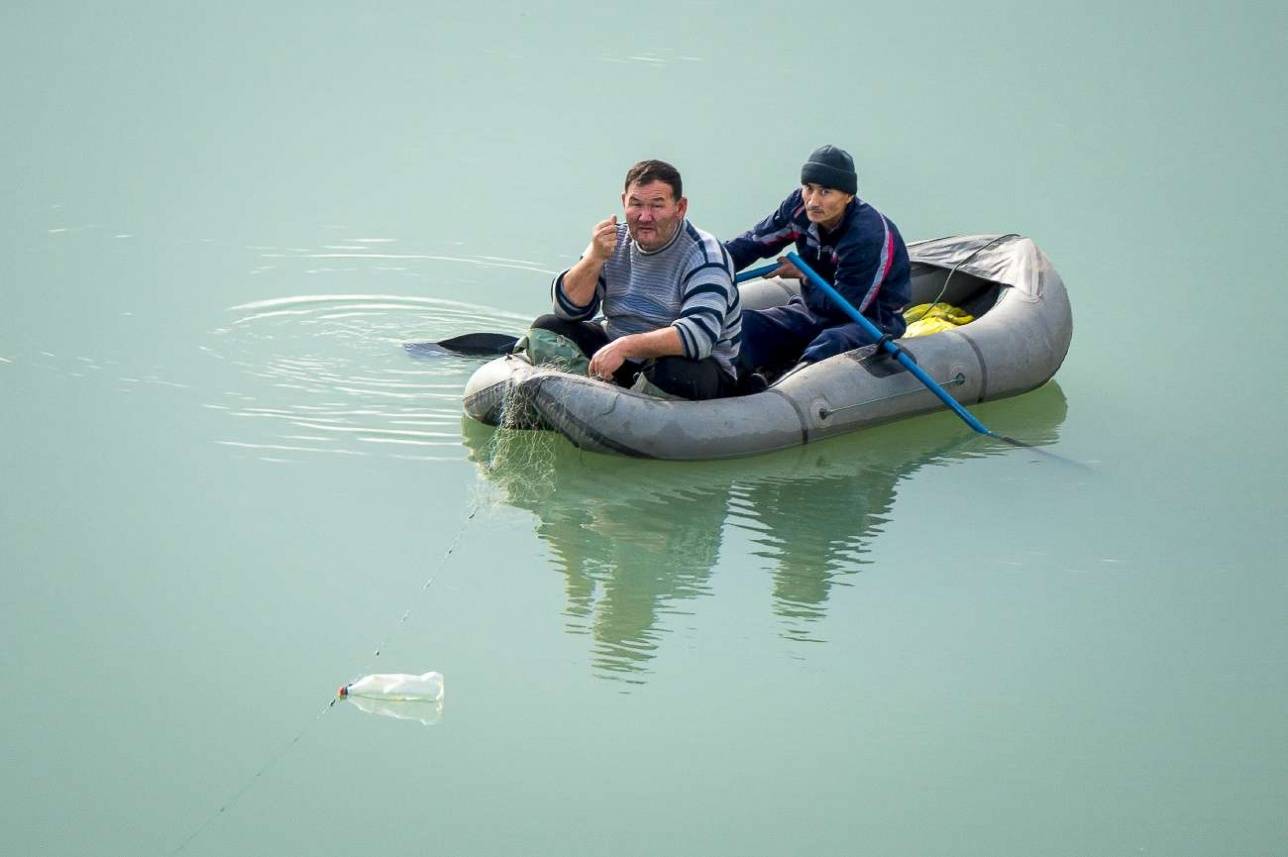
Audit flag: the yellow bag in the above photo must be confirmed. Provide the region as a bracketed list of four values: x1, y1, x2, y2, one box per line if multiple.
[902, 303, 974, 338]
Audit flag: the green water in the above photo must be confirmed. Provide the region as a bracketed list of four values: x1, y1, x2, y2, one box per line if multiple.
[3, 3, 1285, 855]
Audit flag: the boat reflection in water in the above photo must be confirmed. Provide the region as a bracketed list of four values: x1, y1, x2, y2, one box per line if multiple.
[463, 382, 1067, 681]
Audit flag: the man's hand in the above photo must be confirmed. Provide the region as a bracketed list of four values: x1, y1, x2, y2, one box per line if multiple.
[589, 216, 619, 262]
[561, 216, 619, 309]
[772, 255, 803, 280]
[588, 337, 630, 381]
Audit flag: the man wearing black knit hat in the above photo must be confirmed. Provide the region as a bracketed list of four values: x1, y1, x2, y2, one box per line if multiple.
[724, 145, 911, 383]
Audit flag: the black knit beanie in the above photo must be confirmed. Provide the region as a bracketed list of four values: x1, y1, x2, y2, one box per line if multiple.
[800, 145, 857, 195]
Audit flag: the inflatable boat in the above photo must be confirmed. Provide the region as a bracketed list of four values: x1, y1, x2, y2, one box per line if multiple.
[462, 234, 1072, 459]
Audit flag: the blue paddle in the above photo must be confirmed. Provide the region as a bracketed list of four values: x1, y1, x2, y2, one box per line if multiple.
[405, 262, 782, 357]
[785, 251, 1072, 457]
[735, 262, 782, 282]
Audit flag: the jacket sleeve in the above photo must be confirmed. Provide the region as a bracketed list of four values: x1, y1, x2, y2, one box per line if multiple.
[670, 249, 737, 360]
[551, 266, 603, 321]
[722, 191, 806, 271]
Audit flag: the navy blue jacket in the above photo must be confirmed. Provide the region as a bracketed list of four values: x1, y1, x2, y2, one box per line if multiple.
[724, 189, 911, 336]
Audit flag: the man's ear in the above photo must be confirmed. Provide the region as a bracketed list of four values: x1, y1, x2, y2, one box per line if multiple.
[677, 196, 689, 217]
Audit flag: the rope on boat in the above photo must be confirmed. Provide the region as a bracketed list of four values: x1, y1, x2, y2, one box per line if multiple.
[919, 233, 1021, 316]
[819, 373, 966, 418]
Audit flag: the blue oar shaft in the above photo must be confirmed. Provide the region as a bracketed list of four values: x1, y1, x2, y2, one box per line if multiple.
[785, 251, 993, 437]
[734, 262, 781, 283]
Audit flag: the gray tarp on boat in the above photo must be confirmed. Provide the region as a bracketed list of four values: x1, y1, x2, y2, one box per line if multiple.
[462, 234, 1072, 459]
[906, 233, 1051, 296]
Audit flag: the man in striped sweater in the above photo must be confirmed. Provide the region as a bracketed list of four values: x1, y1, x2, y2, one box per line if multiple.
[531, 159, 741, 401]
[724, 145, 911, 381]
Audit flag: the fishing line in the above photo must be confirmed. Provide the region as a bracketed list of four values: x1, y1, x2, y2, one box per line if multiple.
[166, 499, 484, 854]
[368, 502, 481, 663]
[166, 698, 337, 856]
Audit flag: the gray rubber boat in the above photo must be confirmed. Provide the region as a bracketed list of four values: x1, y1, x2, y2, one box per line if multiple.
[462, 234, 1072, 459]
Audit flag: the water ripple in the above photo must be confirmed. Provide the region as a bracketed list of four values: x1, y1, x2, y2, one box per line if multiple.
[208, 294, 522, 463]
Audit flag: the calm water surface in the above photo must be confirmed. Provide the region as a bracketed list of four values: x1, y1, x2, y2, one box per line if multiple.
[3, 3, 1285, 855]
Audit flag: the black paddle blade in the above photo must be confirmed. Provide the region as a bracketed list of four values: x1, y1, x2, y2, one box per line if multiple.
[990, 433, 1091, 469]
[403, 332, 520, 358]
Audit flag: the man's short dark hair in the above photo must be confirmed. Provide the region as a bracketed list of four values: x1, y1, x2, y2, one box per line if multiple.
[624, 159, 682, 201]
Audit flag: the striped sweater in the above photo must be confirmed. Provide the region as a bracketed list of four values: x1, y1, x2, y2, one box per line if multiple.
[552, 220, 741, 377]
[724, 189, 911, 337]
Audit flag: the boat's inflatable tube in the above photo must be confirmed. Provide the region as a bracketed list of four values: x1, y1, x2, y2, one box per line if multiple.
[462, 234, 1072, 459]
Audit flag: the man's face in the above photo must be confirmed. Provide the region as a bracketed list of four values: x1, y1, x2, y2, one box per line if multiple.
[622, 180, 688, 251]
[801, 182, 854, 230]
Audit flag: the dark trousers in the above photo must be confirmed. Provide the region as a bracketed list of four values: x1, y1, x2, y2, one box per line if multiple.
[530, 314, 736, 401]
[736, 300, 886, 379]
